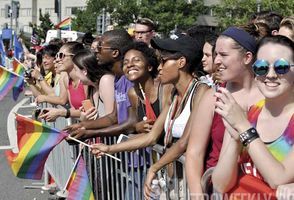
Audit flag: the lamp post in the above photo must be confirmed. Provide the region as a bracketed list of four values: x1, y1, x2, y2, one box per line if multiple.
[54, 0, 61, 38]
[256, 0, 261, 13]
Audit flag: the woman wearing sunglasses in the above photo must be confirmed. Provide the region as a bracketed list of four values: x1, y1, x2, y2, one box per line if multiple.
[39, 42, 86, 121]
[212, 35, 294, 199]
[91, 35, 208, 199]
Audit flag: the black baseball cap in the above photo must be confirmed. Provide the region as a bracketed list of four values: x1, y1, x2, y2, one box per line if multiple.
[150, 35, 203, 63]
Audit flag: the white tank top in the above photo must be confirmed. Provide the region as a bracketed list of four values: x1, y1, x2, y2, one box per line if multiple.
[164, 82, 198, 138]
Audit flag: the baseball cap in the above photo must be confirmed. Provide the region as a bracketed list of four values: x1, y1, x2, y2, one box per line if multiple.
[151, 35, 203, 63]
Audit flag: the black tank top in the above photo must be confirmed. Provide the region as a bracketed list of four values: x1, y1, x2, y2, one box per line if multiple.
[137, 98, 165, 145]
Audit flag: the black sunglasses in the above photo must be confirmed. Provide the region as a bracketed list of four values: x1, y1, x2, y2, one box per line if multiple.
[252, 58, 294, 76]
[159, 55, 182, 65]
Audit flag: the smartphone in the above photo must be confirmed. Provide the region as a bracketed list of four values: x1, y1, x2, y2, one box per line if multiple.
[82, 99, 94, 111]
[117, 134, 129, 144]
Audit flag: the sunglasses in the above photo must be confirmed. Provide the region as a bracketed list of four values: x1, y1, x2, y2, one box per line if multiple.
[96, 45, 114, 52]
[55, 52, 74, 60]
[252, 58, 294, 76]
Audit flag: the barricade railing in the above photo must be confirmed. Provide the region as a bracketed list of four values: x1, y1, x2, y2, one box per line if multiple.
[37, 101, 190, 199]
[38, 102, 77, 192]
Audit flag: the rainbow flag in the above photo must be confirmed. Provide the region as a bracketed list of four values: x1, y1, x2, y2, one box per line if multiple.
[67, 156, 95, 200]
[0, 66, 20, 101]
[55, 17, 72, 30]
[12, 58, 25, 76]
[5, 114, 68, 179]
[11, 58, 25, 100]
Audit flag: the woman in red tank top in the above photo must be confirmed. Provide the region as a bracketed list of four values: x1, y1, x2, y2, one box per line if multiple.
[185, 25, 267, 199]
[39, 42, 87, 121]
[212, 35, 294, 200]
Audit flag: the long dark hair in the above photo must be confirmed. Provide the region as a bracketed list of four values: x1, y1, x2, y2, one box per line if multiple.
[72, 49, 112, 99]
[72, 49, 112, 85]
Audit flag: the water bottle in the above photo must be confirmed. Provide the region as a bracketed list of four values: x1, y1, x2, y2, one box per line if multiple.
[150, 179, 161, 200]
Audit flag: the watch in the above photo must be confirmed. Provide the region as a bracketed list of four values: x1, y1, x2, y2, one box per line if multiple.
[37, 76, 44, 82]
[239, 127, 259, 146]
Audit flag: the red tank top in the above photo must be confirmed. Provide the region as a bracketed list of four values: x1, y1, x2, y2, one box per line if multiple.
[205, 112, 225, 169]
[68, 79, 86, 109]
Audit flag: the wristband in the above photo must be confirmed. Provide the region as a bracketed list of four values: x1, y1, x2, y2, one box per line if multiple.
[65, 108, 71, 118]
[239, 127, 259, 146]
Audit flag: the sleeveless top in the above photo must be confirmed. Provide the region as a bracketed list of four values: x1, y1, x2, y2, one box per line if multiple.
[68, 79, 86, 109]
[228, 100, 294, 199]
[205, 83, 226, 169]
[129, 86, 160, 168]
[205, 112, 225, 169]
[138, 96, 164, 145]
[54, 74, 61, 96]
[138, 98, 160, 121]
[164, 80, 200, 140]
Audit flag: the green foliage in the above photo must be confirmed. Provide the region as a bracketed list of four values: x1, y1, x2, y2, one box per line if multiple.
[73, 0, 205, 36]
[29, 9, 54, 41]
[214, 0, 294, 29]
[72, 9, 97, 33]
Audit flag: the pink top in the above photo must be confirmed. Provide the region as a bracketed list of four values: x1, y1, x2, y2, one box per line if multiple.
[68, 79, 86, 109]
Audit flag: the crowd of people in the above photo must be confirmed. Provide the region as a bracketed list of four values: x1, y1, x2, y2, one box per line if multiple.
[21, 11, 294, 200]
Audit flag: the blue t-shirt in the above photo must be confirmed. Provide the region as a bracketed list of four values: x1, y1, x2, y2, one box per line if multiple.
[114, 75, 133, 124]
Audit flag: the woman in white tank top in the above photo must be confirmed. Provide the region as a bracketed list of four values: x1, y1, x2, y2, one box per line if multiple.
[91, 35, 209, 199]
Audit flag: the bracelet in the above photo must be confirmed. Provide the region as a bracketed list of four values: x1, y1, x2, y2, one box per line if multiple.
[65, 108, 71, 118]
[239, 127, 259, 146]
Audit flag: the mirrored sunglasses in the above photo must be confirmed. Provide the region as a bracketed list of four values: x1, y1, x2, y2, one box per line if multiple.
[252, 58, 294, 76]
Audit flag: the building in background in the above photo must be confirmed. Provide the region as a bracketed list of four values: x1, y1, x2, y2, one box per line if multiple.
[0, 0, 86, 34]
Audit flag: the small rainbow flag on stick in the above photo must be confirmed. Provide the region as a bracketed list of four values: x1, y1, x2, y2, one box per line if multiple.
[55, 17, 72, 30]
[67, 156, 95, 200]
[0, 65, 21, 101]
[5, 114, 68, 179]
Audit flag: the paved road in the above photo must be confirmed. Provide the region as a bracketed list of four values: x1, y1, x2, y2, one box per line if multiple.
[0, 91, 51, 200]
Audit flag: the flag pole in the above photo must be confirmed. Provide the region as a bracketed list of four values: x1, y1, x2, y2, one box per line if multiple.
[139, 83, 148, 121]
[0, 65, 24, 79]
[69, 17, 72, 31]
[67, 135, 121, 162]
[61, 148, 83, 192]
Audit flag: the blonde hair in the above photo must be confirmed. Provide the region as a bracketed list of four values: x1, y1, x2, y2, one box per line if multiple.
[279, 16, 294, 40]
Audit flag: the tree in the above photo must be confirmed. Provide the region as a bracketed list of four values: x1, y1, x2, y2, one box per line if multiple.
[73, 0, 205, 36]
[72, 9, 97, 33]
[29, 9, 54, 42]
[214, 0, 294, 29]
[138, 0, 205, 35]
[72, 0, 115, 33]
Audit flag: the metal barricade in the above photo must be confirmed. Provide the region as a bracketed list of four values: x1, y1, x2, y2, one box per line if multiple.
[36, 102, 190, 200]
[81, 136, 190, 200]
[39, 102, 76, 192]
[10, 97, 217, 200]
